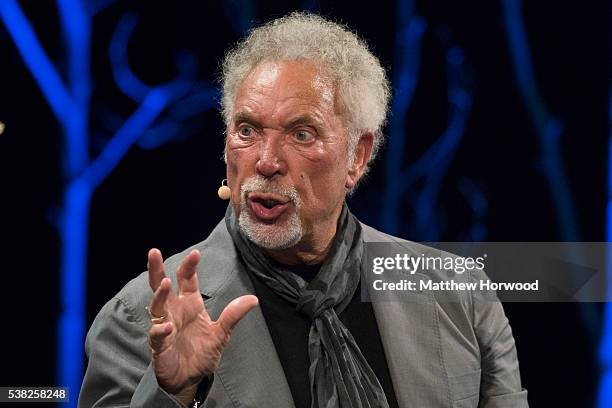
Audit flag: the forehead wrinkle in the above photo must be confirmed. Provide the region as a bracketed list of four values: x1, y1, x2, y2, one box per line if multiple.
[254, 61, 334, 105]
[237, 91, 328, 127]
[233, 60, 342, 130]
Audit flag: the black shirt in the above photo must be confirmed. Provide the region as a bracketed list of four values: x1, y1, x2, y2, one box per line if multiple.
[247, 264, 399, 408]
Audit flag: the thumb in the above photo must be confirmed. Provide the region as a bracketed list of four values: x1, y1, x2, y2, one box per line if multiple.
[217, 295, 259, 334]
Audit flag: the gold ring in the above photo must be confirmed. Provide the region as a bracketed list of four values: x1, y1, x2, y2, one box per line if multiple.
[146, 306, 167, 324]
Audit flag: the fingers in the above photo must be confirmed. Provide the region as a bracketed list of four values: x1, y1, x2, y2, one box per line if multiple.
[149, 277, 171, 321]
[148, 248, 167, 292]
[217, 295, 259, 334]
[149, 321, 174, 353]
[176, 249, 201, 295]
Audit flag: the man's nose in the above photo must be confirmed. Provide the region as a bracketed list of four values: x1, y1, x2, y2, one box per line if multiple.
[256, 134, 287, 177]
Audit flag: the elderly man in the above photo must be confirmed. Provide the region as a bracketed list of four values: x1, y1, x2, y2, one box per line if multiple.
[79, 12, 527, 408]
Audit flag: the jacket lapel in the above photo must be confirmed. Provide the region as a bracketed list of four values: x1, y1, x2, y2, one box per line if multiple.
[195, 221, 295, 408]
[362, 224, 451, 407]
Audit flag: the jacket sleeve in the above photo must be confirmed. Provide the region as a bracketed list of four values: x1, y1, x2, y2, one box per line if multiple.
[78, 296, 185, 408]
[471, 268, 529, 407]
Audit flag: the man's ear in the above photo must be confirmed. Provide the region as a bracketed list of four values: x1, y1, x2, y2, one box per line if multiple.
[346, 132, 374, 190]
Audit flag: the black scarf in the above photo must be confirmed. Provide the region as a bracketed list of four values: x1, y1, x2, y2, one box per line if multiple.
[225, 204, 390, 408]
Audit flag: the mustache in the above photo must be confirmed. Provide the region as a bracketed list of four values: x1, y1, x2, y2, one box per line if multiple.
[240, 175, 301, 206]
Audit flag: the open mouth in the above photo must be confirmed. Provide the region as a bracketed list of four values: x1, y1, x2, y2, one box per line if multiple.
[247, 192, 290, 221]
[258, 198, 281, 209]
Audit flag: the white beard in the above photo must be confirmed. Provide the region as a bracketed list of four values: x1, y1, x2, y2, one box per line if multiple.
[238, 175, 303, 249]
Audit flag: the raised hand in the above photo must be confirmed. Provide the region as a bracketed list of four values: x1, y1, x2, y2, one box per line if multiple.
[147, 248, 258, 404]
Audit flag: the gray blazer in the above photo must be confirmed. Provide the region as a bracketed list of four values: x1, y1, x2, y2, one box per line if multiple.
[79, 220, 528, 407]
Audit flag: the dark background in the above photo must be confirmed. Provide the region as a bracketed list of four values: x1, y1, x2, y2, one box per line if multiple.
[0, 1, 609, 407]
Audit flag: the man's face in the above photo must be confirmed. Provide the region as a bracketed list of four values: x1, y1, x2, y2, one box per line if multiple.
[226, 60, 356, 254]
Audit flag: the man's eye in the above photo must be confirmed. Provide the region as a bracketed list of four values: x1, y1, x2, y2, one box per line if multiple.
[239, 126, 254, 137]
[294, 130, 314, 142]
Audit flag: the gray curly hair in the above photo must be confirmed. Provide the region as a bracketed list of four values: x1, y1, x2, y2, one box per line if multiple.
[221, 12, 391, 177]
